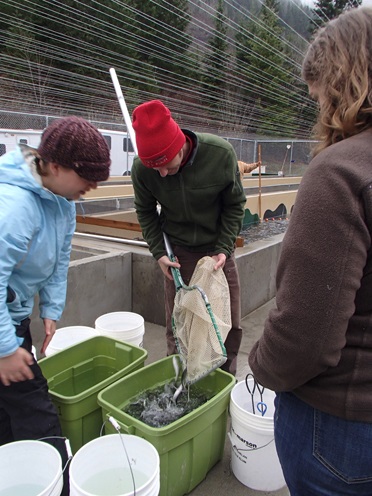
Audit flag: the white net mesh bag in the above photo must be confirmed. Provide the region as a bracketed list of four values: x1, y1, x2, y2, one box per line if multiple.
[172, 256, 231, 384]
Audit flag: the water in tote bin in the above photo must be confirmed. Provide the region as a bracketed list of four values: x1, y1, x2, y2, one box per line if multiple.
[45, 326, 97, 356]
[39, 336, 148, 454]
[229, 379, 286, 492]
[95, 312, 145, 347]
[69, 433, 160, 496]
[0, 440, 63, 496]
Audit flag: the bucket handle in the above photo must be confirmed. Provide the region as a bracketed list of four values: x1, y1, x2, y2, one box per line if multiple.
[103, 415, 138, 496]
[37, 435, 73, 459]
[104, 413, 135, 435]
[37, 436, 73, 496]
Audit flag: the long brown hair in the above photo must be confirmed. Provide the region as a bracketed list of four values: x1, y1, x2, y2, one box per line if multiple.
[302, 7, 372, 155]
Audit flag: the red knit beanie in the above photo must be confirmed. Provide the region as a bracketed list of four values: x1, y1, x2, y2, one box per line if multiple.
[38, 116, 111, 182]
[132, 100, 186, 168]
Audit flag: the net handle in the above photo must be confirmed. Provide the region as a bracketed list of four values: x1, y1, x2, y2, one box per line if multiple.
[163, 233, 214, 311]
[163, 232, 185, 291]
[109, 68, 138, 155]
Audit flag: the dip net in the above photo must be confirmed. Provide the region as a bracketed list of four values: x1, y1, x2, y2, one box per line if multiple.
[172, 256, 231, 385]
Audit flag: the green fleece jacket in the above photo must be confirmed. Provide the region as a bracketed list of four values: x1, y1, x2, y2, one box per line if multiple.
[131, 130, 246, 260]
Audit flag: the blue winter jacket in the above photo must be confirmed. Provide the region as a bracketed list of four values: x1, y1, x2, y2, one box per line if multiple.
[0, 148, 76, 357]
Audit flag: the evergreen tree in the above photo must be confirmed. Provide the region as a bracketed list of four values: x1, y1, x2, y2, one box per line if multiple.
[202, 0, 228, 108]
[0, 1, 141, 109]
[279, 0, 312, 40]
[127, 0, 193, 97]
[0, 0, 195, 111]
[235, 0, 298, 136]
[310, 0, 361, 33]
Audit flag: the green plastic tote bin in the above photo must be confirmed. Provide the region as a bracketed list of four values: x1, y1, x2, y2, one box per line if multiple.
[97, 355, 235, 496]
[39, 335, 147, 454]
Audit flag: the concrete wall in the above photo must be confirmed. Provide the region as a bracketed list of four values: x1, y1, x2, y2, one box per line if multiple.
[31, 251, 132, 347]
[237, 237, 282, 317]
[31, 235, 283, 351]
[132, 252, 165, 325]
[130, 236, 283, 326]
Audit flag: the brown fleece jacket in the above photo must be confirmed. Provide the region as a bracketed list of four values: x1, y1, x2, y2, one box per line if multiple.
[249, 128, 372, 422]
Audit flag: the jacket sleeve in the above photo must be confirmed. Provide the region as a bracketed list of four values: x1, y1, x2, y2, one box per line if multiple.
[38, 204, 76, 320]
[131, 160, 166, 260]
[248, 156, 369, 391]
[215, 148, 246, 256]
[0, 188, 37, 357]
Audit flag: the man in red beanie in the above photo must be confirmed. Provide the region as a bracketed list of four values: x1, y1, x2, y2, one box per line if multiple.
[131, 100, 246, 376]
[0, 116, 111, 495]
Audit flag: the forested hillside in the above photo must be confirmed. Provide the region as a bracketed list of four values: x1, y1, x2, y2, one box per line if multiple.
[0, 0, 320, 138]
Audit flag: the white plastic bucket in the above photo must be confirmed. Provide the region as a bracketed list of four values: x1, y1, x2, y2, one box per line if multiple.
[229, 379, 286, 492]
[69, 434, 160, 496]
[45, 326, 97, 357]
[95, 312, 145, 347]
[0, 440, 63, 496]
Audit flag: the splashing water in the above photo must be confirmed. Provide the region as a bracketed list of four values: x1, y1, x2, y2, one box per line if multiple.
[123, 382, 209, 427]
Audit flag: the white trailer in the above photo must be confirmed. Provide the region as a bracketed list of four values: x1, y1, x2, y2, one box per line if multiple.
[0, 128, 135, 176]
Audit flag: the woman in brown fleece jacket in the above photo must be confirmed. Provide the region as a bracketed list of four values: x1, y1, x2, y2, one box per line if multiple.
[249, 7, 372, 496]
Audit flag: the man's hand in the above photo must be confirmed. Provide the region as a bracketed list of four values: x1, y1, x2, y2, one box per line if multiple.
[0, 348, 34, 386]
[158, 255, 181, 281]
[211, 253, 227, 270]
[40, 318, 57, 355]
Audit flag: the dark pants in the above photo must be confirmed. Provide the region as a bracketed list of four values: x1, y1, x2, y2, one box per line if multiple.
[164, 246, 242, 375]
[0, 319, 69, 495]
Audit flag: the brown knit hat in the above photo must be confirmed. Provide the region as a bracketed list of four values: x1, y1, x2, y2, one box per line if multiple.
[38, 116, 111, 182]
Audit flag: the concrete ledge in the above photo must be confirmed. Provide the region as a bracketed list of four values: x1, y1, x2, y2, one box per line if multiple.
[31, 234, 284, 350]
[132, 252, 165, 325]
[237, 234, 283, 317]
